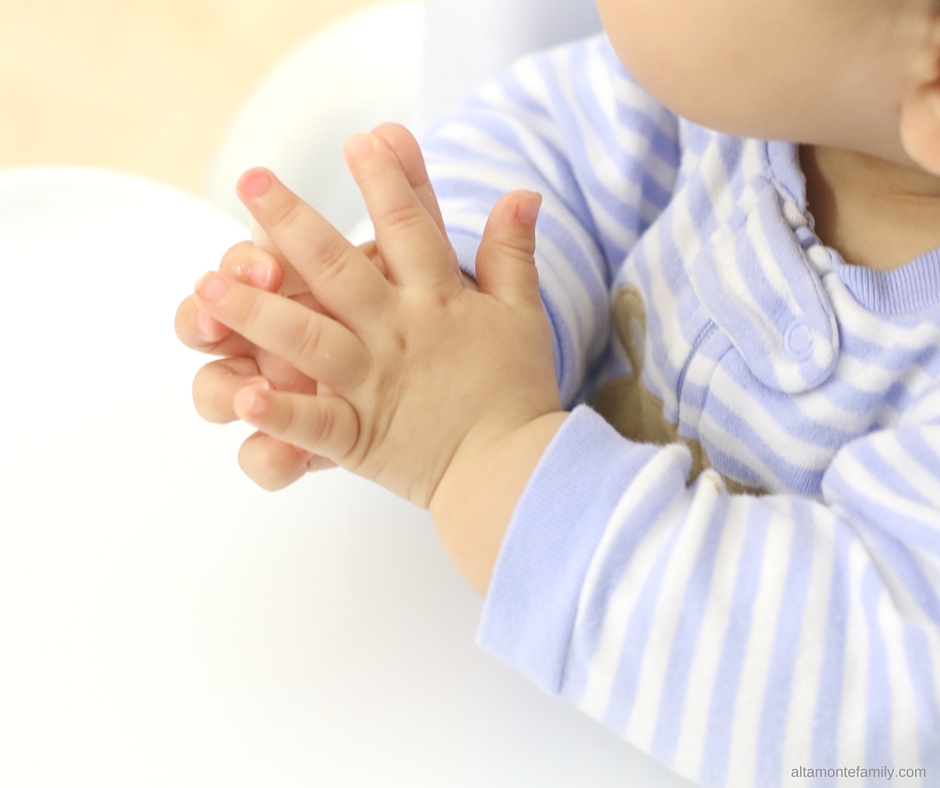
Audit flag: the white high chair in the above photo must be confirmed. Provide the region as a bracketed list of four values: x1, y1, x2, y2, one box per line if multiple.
[0, 2, 697, 786]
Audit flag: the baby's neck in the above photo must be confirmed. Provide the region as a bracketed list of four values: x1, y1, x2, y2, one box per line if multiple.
[800, 145, 940, 272]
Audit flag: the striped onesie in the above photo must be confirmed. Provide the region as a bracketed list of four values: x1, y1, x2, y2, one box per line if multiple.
[408, 33, 940, 788]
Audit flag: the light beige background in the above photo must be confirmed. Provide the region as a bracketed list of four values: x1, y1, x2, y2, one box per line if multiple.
[0, 0, 380, 194]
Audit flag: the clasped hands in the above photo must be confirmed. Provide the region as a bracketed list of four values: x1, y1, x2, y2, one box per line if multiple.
[175, 123, 563, 513]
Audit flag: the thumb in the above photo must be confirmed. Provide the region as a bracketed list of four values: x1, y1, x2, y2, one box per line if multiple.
[474, 190, 542, 308]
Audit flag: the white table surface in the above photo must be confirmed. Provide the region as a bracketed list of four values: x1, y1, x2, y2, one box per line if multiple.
[0, 167, 696, 787]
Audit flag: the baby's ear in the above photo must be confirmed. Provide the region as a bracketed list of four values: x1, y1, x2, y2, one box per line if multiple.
[899, 19, 940, 175]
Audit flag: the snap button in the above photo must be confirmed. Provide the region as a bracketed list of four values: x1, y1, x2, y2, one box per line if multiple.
[784, 322, 814, 361]
[807, 244, 832, 271]
[794, 225, 816, 249]
[782, 200, 806, 229]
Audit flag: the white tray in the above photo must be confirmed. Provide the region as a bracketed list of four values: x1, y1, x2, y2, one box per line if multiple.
[0, 167, 695, 787]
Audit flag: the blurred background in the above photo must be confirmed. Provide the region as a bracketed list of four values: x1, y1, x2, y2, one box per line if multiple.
[0, 0, 380, 194]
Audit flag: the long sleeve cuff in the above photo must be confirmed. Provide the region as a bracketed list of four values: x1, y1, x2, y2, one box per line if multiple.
[476, 405, 658, 694]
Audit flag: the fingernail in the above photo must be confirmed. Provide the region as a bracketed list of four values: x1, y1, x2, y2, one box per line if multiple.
[248, 261, 272, 288]
[195, 309, 227, 341]
[517, 191, 543, 227]
[239, 170, 272, 197]
[243, 377, 272, 392]
[195, 273, 228, 304]
[238, 385, 268, 418]
[345, 134, 374, 159]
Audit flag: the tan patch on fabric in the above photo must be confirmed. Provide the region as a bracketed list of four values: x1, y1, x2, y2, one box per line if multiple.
[591, 286, 767, 497]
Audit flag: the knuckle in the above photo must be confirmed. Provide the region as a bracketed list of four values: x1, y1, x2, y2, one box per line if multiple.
[268, 196, 305, 236]
[223, 242, 277, 282]
[174, 298, 198, 347]
[311, 236, 351, 285]
[254, 435, 279, 466]
[313, 403, 336, 445]
[192, 369, 228, 424]
[293, 315, 324, 364]
[239, 439, 286, 492]
[495, 234, 535, 262]
[240, 288, 266, 332]
[178, 298, 228, 352]
[275, 396, 298, 437]
[382, 201, 426, 235]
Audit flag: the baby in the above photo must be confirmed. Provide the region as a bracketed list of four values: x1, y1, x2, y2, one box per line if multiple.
[176, 0, 940, 785]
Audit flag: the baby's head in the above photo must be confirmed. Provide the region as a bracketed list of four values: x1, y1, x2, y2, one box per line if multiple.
[597, 0, 940, 175]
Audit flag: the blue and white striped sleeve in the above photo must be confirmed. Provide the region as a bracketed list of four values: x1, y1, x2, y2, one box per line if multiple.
[420, 36, 681, 405]
[479, 401, 940, 788]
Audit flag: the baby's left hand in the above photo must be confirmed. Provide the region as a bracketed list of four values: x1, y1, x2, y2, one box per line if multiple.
[192, 128, 562, 509]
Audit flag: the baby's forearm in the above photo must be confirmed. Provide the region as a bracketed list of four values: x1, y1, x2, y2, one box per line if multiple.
[429, 411, 569, 596]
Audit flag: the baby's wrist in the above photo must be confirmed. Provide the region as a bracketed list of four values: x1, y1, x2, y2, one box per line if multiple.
[429, 410, 569, 596]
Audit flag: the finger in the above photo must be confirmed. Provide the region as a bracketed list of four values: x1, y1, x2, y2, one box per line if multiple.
[252, 225, 391, 295]
[253, 348, 319, 395]
[177, 291, 343, 359]
[344, 132, 459, 292]
[219, 239, 284, 292]
[192, 357, 264, 423]
[235, 226, 391, 297]
[176, 294, 265, 357]
[248, 218, 310, 298]
[475, 190, 543, 310]
[372, 124, 447, 237]
[233, 388, 359, 467]
[371, 123, 460, 277]
[237, 431, 336, 492]
[197, 241, 284, 347]
[177, 241, 286, 354]
[249, 222, 390, 297]
[236, 168, 395, 332]
[194, 273, 370, 394]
